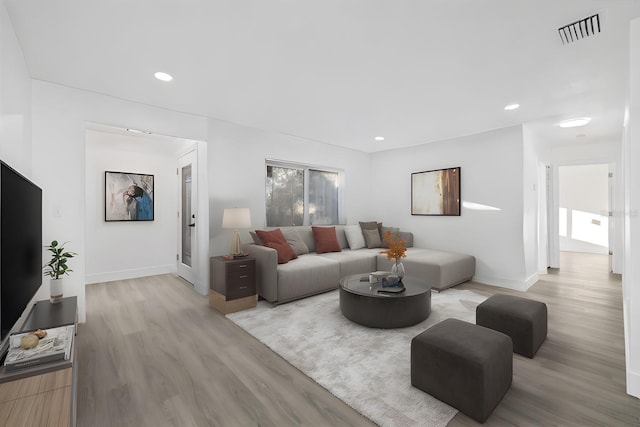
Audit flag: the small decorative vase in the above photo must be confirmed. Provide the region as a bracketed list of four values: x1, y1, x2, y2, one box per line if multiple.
[50, 278, 64, 304]
[391, 260, 405, 280]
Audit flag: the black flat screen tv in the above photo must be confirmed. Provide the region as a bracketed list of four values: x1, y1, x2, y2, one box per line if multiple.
[0, 161, 42, 355]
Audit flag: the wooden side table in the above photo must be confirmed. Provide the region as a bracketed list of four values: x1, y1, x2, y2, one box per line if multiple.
[0, 297, 78, 427]
[209, 256, 257, 314]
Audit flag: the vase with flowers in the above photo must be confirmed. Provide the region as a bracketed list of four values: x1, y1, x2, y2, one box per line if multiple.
[380, 231, 407, 280]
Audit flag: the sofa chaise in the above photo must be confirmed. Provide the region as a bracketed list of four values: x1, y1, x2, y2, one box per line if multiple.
[244, 225, 475, 305]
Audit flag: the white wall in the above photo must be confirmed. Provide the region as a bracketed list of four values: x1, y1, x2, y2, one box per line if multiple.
[206, 118, 372, 257]
[0, 1, 31, 176]
[369, 126, 531, 290]
[85, 129, 179, 283]
[31, 80, 209, 322]
[558, 164, 609, 255]
[623, 16, 640, 399]
[0, 1, 40, 332]
[522, 129, 540, 286]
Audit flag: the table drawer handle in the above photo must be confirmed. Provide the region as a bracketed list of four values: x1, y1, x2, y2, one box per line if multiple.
[238, 265, 248, 268]
[239, 275, 248, 279]
[239, 286, 248, 290]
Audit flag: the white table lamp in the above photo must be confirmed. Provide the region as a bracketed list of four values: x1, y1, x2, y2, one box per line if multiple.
[222, 208, 252, 256]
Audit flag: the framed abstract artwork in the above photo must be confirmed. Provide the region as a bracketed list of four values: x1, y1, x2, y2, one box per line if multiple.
[411, 167, 461, 216]
[105, 171, 154, 221]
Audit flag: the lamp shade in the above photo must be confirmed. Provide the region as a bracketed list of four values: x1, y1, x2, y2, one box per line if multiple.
[222, 208, 252, 229]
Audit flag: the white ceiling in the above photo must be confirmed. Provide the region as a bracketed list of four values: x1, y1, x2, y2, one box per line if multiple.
[6, 0, 640, 153]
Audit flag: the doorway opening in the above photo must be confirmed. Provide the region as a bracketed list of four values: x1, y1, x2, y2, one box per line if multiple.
[84, 123, 208, 295]
[557, 163, 611, 272]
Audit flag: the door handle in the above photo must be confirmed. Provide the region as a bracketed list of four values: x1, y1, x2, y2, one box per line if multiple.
[188, 223, 196, 227]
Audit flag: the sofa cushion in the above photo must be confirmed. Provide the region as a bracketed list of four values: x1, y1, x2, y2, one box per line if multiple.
[281, 228, 310, 255]
[344, 225, 366, 250]
[318, 248, 379, 277]
[363, 228, 382, 248]
[265, 240, 298, 264]
[377, 248, 475, 291]
[312, 226, 342, 254]
[276, 254, 340, 302]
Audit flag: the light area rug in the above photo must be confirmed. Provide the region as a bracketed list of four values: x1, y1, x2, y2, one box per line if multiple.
[227, 288, 487, 427]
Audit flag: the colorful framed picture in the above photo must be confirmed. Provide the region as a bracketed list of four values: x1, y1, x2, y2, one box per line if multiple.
[411, 167, 461, 216]
[105, 171, 154, 221]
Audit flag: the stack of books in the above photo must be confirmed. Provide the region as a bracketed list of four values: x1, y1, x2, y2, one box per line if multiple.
[368, 271, 391, 283]
[4, 325, 74, 371]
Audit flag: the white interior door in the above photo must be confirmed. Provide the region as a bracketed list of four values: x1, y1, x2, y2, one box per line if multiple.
[178, 150, 198, 285]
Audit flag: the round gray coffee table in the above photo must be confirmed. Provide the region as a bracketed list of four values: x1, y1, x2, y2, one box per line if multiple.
[339, 274, 431, 328]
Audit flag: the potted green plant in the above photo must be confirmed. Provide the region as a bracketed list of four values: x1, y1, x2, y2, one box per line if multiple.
[43, 240, 77, 304]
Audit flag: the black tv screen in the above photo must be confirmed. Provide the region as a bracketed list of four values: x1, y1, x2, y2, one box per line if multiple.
[0, 161, 42, 345]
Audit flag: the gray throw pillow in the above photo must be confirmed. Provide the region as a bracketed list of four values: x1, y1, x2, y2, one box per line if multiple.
[363, 228, 382, 249]
[380, 226, 400, 248]
[281, 228, 310, 255]
[250, 231, 262, 245]
[359, 221, 381, 232]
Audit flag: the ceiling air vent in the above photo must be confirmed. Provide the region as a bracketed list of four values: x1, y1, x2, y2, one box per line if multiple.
[558, 13, 601, 45]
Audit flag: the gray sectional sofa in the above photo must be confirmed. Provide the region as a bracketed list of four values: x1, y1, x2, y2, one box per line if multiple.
[244, 225, 475, 305]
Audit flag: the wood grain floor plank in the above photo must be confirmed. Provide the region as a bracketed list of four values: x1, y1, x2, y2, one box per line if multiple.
[78, 274, 374, 427]
[77, 252, 640, 426]
[449, 252, 639, 426]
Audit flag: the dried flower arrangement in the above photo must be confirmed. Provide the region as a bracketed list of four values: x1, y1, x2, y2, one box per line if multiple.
[380, 231, 407, 262]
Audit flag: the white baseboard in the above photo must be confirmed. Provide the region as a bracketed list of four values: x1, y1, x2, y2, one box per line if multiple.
[85, 264, 176, 284]
[471, 275, 530, 292]
[524, 272, 539, 290]
[628, 370, 640, 399]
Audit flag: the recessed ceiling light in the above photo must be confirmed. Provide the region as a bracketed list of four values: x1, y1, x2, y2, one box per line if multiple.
[374, 136, 385, 141]
[504, 103, 520, 111]
[558, 117, 591, 128]
[154, 71, 173, 82]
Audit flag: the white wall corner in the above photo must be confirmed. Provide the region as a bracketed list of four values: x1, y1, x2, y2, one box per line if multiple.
[624, 15, 640, 401]
[195, 140, 210, 297]
[627, 370, 640, 399]
[524, 272, 539, 290]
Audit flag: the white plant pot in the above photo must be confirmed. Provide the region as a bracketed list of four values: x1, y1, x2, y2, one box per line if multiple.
[50, 278, 64, 304]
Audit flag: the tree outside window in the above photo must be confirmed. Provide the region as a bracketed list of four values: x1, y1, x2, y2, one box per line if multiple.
[266, 162, 341, 227]
[308, 169, 338, 225]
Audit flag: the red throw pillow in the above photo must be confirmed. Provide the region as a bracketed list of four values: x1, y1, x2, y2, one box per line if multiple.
[255, 228, 287, 246]
[265, 241, 298, 264]
[312, 226, 342, 254]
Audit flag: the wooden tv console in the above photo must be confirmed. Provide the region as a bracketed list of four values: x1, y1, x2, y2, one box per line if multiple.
[0, 297, 78, 426]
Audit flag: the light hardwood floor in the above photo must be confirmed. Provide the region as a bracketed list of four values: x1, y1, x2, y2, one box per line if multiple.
[77, 252, 640, 426]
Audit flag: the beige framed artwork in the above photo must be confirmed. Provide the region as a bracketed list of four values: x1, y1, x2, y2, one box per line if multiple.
[411, 167, 461, 216]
